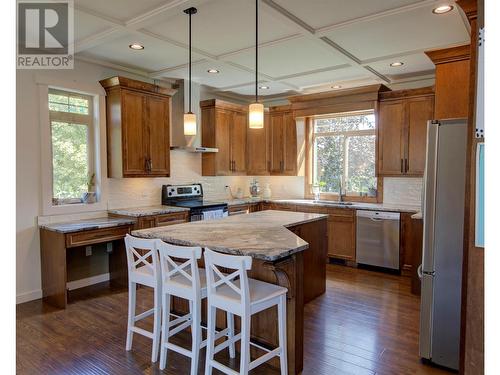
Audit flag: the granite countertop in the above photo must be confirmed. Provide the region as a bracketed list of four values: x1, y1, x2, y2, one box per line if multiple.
[132, 210, 328, 261]
[108, 205, 189, 217]
[271, 199, 420, 213]
[225, 197, 264, 206]
[39, 217, 135, 234]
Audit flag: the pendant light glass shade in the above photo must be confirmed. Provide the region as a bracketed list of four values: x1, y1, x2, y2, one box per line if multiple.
[249, 103, 264, 129]
[183, 112, 197, 136]
[183, 7, 197, 136]
[249, 0, 264, 129]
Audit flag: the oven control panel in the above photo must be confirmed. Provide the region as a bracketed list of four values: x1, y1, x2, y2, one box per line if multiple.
[163, 184, 203, 200]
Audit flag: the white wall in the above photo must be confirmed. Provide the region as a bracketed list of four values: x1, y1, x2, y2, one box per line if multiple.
[16, 59, 305, 303]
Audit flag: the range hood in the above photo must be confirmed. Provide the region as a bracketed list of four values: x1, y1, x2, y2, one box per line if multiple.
[170, 80, 218, 153]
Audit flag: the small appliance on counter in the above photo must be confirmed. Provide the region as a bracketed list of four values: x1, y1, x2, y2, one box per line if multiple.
[249, 178, 261, 197]
[162, 183, 228, 221]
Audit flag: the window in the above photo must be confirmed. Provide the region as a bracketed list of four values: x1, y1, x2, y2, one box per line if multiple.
[312, 110, 378, 198]
[48, 89, 96, 205]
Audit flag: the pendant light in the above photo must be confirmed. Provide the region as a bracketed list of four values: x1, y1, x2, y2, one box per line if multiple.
[248, 0, 264, 129]
[183, 7, 197, 136]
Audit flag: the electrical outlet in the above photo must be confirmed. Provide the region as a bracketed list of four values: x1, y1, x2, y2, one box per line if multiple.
[85, 246, 92, 256]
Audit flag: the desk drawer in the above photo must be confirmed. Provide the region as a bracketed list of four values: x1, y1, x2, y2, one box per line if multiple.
[65, 226, 130, 248]
[155, 212, 189, 227]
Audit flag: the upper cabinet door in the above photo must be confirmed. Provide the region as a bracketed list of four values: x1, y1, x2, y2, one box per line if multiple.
[247, 112, 270, 175]
[146, 94, 170, 176]
[269, 113, 285, 174]
[378, 100, 405, 176]
[214, 110, 232, 176]
[122, 90, 147, 176]
[406, 96, 434, 176]
[282, 112, 297, 175]
[230, 111, 247, 174]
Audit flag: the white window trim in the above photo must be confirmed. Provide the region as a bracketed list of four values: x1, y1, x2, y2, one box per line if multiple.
[312, 111, 377, 196]
[38, 78, 108, 215]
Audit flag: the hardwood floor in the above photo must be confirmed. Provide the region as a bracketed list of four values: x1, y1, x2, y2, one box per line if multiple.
[17, 264, 453, 375]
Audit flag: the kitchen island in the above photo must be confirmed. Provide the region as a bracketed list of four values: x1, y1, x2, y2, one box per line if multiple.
[133, 210, 328, 375]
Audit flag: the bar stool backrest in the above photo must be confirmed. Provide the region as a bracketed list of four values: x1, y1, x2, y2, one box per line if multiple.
[204, 248, 253, 311]
[124, 234, 160, 285]
[156, 240, 203, 299]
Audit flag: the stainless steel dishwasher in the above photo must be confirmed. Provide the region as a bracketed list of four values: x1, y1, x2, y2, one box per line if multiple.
[356, 210, 400, 270]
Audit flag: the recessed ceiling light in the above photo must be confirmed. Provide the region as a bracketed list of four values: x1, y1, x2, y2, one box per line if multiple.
[432, 5, 454, 14]
[259, 85, 270, 90]
[129, 43, 144, 50]
[331, 85, 342, 89]
[207, 68, 220, 74]
[390, 62, 404, 67]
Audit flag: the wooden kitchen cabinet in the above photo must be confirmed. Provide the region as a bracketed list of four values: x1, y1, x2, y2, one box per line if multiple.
[378, 87, 434, 177]
[326, 209, 356, 261]
[109, 211, 189, 230]
[100, 76, 175, 178]
[269, 107, 298, 176]
[246, 112, 270, 175]
[228, 204, 250, 215]
[201, 99, 247, 176]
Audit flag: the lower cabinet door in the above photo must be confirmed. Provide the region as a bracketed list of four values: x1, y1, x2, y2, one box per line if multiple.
[327, 215, 356, 261]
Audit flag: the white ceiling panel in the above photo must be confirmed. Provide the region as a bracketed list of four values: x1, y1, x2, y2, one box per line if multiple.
[226, 81, 295, 96]
[227, 37, 348, 77]
[324, 4, 469, 61]
[74, 0, 169, 22]
[75, 10, 113, 42]
[160, 60, 255, 88]
[80, 32, 202, 72]
[281, 66, 369, 89]
[272, 0, 419, 30]
[144, 0, 298, 56]
[366, 53, 435, 76]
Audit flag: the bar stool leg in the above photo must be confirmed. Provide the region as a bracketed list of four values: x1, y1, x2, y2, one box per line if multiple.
[205, 305, 216, 375]
[125, 282, 136, 351]
[278, 294, 288, 375]
[240, 314, 251, 375]
[159, 293, 171, 370]
[152, 286, 161, 363]
[227, 312, 235, 358]
[191, 300, 202, 375]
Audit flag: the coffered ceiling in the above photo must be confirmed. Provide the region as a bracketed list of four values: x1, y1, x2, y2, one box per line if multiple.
[75, 0, 470, 100]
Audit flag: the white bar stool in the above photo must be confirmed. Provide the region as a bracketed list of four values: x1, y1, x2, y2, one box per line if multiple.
[203, 248, 288, 375]
[124, 234, 162, 363]
[156, 240, 236, 375]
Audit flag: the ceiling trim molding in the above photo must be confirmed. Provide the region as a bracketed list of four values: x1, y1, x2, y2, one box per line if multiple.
[314, 0, 439, 36]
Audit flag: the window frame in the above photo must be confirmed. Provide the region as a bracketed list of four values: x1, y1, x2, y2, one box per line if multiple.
[49, 89, 95, 205]
[305, 111, 383, 203]
[38, 77, 108, 215]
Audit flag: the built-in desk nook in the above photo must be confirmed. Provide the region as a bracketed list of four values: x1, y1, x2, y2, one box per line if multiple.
[39, 217, 135, 309]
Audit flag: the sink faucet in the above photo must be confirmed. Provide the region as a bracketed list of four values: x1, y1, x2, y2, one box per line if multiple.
[338, 179, 343, 203]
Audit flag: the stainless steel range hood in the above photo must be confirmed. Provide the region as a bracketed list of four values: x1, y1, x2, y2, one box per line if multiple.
[170, 80, 218, 153]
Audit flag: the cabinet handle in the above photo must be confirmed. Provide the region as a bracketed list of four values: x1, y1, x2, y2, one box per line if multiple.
[400, 159, 404, 173]
[405, 159, 409, 173]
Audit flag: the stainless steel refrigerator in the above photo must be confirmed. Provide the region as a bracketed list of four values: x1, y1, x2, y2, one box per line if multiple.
[419, 119, 467, 370]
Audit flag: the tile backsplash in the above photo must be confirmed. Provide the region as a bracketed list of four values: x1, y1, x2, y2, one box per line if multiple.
[107, 150, 305, 209]
[382, 177, 423, 207]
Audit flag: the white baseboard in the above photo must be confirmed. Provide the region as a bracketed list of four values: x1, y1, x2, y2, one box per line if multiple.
[66, 273, 110, 291]
[16, 289, 42, 304]
[16, 273, 111, 304]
